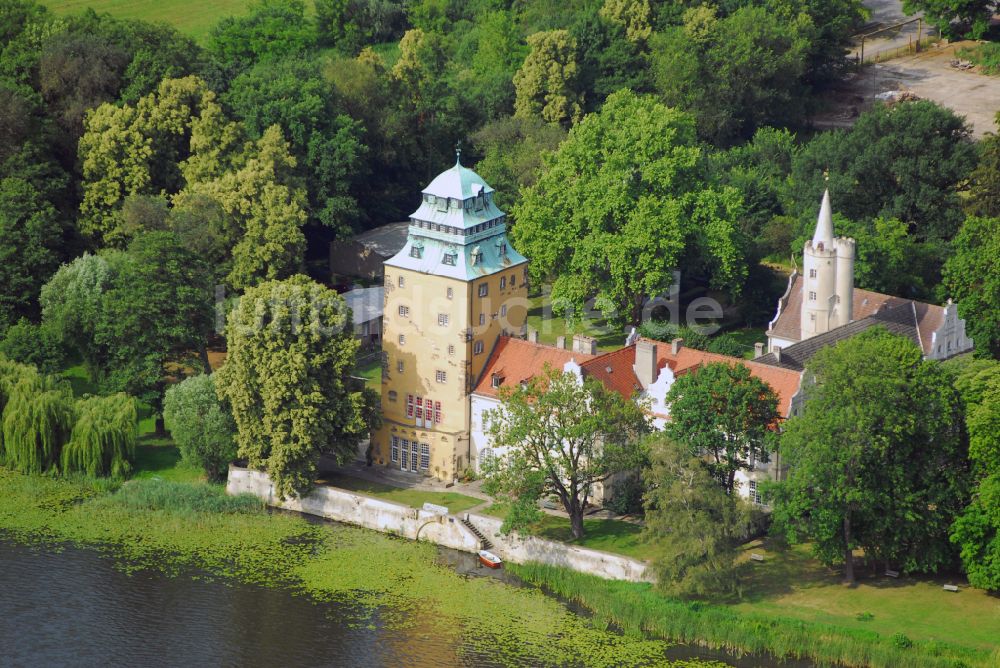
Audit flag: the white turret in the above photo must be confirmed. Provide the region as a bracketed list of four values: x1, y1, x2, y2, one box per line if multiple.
[801, 190, 855, 337]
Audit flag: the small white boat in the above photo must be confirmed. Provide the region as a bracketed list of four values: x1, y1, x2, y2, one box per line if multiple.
[478, 550, 503, 569]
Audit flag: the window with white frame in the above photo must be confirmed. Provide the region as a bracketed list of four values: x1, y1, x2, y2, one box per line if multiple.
[500, 276, 507, 289]
[809, 269, 817, 278]
[410, 246, 422, 259]
[448, 344, 455, 355]
[391, 436, 399, 463]
[474, 340, 484, 354]
[479, 313, 485, 326]
[388, 390, 397, 402]
[398, 334, 405, 345]
[446, 287, 453, 299]
[398, 276, 405, 288]
[478, 283, 488, 297]
[398, 305, 409, 317]
[419, 443, 430, 470]
[434, 401, 442, 424]
[406, 394, 414, 418]
[500, 304, 507, 317]
[808, 291, 817, 301]
[438, 313, 449, 326]
[442, 252, 456, 266]
[748, 480, 762, 505]
[397, 360, 404, 372]
[436, 370, 447, 383]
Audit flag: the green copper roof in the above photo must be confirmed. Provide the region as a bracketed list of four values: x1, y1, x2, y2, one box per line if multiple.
[422, 161, 495, 201]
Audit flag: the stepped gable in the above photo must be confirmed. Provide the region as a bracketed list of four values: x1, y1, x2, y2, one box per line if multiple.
[757, 301, 923, 372]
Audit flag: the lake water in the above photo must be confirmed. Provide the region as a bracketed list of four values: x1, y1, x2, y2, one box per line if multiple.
[0, 537, 801, 667]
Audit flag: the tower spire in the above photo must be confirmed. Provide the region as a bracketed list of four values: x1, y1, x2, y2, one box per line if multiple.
[813, 189, 834, 246]
[455, 141, 462, 166]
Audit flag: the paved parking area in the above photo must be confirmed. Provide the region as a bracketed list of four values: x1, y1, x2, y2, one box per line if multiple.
[815, 42, 1000, 138]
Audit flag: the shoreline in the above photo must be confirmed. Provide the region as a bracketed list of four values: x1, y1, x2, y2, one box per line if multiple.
[2, 468, 995, 668]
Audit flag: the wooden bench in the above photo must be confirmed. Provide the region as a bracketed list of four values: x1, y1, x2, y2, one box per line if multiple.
[541, 499, 558, 510]
[943, 584, 959, 592]
[885, 569, 899, 578]
[750, 553, 765, 562]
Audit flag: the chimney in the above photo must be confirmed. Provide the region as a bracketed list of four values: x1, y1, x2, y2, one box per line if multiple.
[556, 335, 566, 349]
[774, 347, 782, 363]
[754, 342, 765, 358]
[635, 340, 658, 389]
[573, 334, 598, 355]
[671, 338, 683, 355]
[528, 329, 539, 344]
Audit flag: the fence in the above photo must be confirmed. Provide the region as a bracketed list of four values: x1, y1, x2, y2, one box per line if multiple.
[858, 36, 941, 64]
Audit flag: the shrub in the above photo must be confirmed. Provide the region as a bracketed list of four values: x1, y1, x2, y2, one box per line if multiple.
[0, 319, 64, 372]
[61, 393, 137, 478]
[605, 473, 644, 515]
[706, 333, 746, 357]
[856, 612, 875, 622]
[163, 374, 237, 482]
[892, 632, 913, 649]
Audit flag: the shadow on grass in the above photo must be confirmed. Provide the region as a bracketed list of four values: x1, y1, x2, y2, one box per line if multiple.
[133, 434, 203, 483]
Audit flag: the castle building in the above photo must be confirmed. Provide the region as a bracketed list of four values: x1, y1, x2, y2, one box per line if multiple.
[371, 157, 529, 481]
[762, 190, 974, 369]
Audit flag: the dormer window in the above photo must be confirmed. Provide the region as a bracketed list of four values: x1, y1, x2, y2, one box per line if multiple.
[491, 374, 503, 388]
[410, 241, 424, 259]
[471, 246, 483, 266]
[436, 197, 448, 212]
[442, 251, 457, 266]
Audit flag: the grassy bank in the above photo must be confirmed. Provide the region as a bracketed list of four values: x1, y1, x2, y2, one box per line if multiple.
[481, 505, 653, 560]
[508, 563, 999, 668]
[0, 470, 721, 667]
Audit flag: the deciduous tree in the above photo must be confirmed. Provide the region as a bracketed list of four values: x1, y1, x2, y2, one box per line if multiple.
[483, 365, 650, 539]
[215, 275, 378, 498]
[771, 329, 968, 584]
[512, 90, 746, 326]
[665, 362, 780, 495]
[163, 373, 236, 482]
[942, 216, 1000, 359]
[513, 30, 583, 126]
[643, 436, 751, 598]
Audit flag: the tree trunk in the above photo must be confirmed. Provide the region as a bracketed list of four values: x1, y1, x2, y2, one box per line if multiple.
[727, 469, 737, 496]
[842, 513, 856, 585]
[199, 343, 212, 374]
[569, 507, 585, 539]
[155, 415, 166, 435]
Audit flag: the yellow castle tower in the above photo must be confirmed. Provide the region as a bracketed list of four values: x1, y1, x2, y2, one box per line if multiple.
[372, 156, 528, 480]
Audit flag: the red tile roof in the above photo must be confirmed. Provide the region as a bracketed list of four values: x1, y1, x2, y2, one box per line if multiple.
[474, 337, 802, 418]
[472, 337, 596, 398]
[641, 339, 802, 417]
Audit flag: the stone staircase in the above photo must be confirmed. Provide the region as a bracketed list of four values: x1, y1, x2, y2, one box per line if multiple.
[461, 516, 493, 551]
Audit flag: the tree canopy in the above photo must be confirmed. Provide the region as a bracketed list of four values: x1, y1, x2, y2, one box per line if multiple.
[942, 216, 1000, 359]
[772, 328, 968, 584]
[163, 373, 237, 482]
[665, 361, 780, 495]
[483, 364, 650, 539]
[512, 89, 746, 326]
[215, 275, 379, 498]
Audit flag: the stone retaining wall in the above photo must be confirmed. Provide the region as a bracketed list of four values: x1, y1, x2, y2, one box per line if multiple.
[227, 466, 652, 583]
[227, 467, 481, 553]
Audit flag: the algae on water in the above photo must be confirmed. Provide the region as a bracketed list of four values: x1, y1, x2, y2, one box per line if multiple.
[0, 471, 726, 668]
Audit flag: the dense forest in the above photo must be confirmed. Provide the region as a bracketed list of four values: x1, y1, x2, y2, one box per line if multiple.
[1, 0, 1000, 624]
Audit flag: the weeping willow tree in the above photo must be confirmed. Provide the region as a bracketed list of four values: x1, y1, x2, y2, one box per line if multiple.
[0, 356, 35, 415]
[1, 372, 75, 473]
[62, 393, 137, 478]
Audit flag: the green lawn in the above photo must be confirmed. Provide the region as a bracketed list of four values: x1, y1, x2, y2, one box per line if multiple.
[526, 294, 624, 352]
[353, 357, 382, 392]
[133, 434, 204, 483]
[320, 472, 484, 514]
[42, 0, 257, 42]
[735, 539, 1000, 652]
[482, 505, 654, 560]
